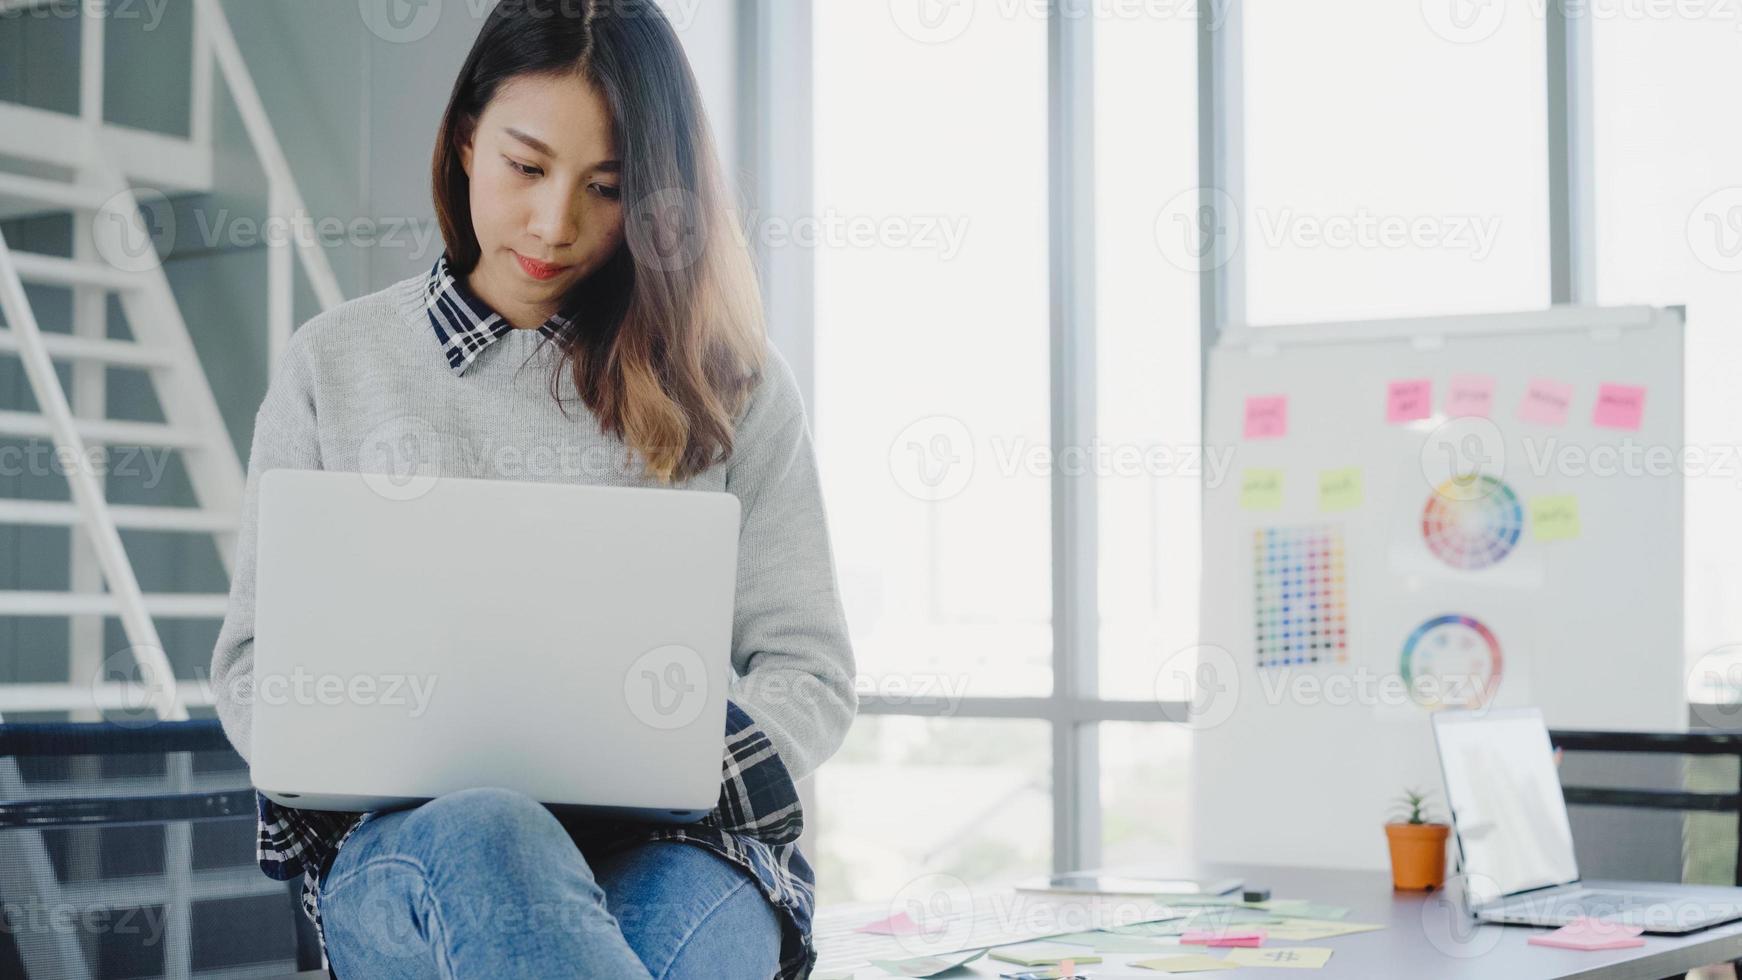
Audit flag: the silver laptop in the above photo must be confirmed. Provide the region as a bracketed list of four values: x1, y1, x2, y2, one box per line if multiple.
[1432, 708, 1742, 934]
[249, 468, 739, 823]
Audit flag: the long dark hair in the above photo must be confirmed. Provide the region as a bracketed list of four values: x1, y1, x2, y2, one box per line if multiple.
[431, 0, 765, 484]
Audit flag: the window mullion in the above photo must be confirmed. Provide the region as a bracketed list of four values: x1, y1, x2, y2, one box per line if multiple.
[1050, 0, 1101, 876]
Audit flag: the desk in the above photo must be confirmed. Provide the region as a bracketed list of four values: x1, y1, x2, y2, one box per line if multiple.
[817, 862, 1742, 979]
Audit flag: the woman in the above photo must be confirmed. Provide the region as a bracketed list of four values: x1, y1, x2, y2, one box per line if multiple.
[207, 2, 857, 977]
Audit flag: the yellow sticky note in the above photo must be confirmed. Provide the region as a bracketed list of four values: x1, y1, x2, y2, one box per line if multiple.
[1318, 468, 1363, 512]
[1530, 495, 1581, 541]
[1133, 954, 1239, 973]
[1241, 469, 1284, 511]
[1224, 946, 1335, 969]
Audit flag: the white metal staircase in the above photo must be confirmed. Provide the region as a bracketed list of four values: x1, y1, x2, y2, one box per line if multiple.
[0, 2, 345, 978]
[0, 0, 343, 721]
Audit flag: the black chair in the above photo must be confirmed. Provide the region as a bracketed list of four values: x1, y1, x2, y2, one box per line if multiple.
[1551, 728, 1742, 980]
[1550, 728, 1742, 886]
[0, 718, 322, 978]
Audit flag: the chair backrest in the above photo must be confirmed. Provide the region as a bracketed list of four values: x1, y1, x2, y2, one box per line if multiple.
[1550, 728, 1742, 887]
[0, 719, 321, 978]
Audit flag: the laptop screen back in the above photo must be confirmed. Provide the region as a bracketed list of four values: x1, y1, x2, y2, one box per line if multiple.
[1433, 710, 1580, 904]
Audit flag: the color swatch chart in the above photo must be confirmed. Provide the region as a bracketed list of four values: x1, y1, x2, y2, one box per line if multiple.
[1253, 525, 1349, 668]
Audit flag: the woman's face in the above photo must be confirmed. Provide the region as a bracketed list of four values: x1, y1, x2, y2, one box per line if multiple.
[458, 72, 625, 327]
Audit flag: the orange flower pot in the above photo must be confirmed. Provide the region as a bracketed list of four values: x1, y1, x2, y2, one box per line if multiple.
[1385, 822, 1451, 891]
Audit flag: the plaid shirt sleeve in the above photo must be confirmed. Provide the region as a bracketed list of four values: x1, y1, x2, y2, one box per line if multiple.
[692, 699, 805, 844]
[256, 791, 363, 884]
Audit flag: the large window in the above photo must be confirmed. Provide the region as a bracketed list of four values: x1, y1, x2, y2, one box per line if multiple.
[1591, 19, 1742, 682]
[1092, 10, 1201, 868]
[809, 1, 1056, 900]
[778, 2, 1729, 904]
[814, 718, 1050, 902]
[811, 2, 1053, 705]
[1241, 0, 1551, 324]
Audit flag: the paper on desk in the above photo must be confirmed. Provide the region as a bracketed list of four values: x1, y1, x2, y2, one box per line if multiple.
[856, 910, 921, 936]
[1181, 928, 1265, 947]
[987, 941, 1103, 966]
[1189, 909, 1284, 927]
[869, 947, 987, 976]
[1258, 900, 1351, 920]
[1526, 917, 1646, 951]
[1163, 895, 1263, 908]
[1260, 919, 1384, 942]
[1224, 946, 1336, 969]
[1044, 930, 1184, 953]
[994, 968, 1086, 980]
[1110, 918, 1194, 938]
[1132, 954, 1239, 973]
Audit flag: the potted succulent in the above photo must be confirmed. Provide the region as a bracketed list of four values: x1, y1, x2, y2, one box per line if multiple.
[1385, 787, 1451, 891]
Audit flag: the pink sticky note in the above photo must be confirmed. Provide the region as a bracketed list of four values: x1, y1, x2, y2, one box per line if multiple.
[1527, 917, 1645, 951]
[1447, 375, 1495, 418]
[1181, 929, 1266, 948]
[1593, 383, 1646, 431]
[1386, 380, 1432, 423]
[1519, 378, 1574, 426]
[856, 910, 920, 936]
[1244, 395, 1288, 440]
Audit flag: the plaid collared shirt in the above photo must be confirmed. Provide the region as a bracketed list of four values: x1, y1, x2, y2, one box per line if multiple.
[425, 251, 575, 375]
[254, 256, 818, 979]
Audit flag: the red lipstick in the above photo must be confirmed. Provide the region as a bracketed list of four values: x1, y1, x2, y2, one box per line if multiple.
[514, 251, 569, 281]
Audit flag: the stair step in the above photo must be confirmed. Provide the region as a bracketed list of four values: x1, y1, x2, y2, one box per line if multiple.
[0, 411, 203, 449]
[0, 172, 111, 214]
[57, 866, 281, 909]
[0, 592, 229, 618]
[0, 500, 237, 533]
[0, 680, 215, 713]
[0, 328, 177, 369]
[9, 252, 140, 293]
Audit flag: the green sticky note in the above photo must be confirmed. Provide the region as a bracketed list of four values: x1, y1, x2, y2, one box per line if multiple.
[1046, 930, 1182, 953]
[1260, 900, 1352, 920]
[1133, 954, 1239, 973]
[1241, 469, 1284, 511]
[1318, 468, 1362, 512]
[988, 942, 1103, 967]
[1189, 909, 1283, 927]
[1160, 896, 1253, 908]
[869, 947, 986, 976]
[1112, 918, 1193, 937]
[1530, 495, 1581, 541]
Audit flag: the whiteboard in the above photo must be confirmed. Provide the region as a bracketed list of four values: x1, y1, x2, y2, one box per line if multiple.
[1192, 306, 1685, 871]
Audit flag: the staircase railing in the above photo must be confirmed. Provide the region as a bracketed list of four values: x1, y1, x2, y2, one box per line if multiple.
[0, 0, 347, 720]
[192, 0, 346, 369]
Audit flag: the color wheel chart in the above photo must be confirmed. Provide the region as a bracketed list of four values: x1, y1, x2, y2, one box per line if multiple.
[1399, 614, 1503, 709]
[1253, 525, 1349, 668]
[1421, 475, 1524, 570]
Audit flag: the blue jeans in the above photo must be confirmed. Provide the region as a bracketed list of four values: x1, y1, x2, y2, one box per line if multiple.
[317, 786, 784, 979]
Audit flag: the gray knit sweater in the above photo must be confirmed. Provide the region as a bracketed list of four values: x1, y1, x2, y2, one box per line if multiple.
[209, 273, 857, 782]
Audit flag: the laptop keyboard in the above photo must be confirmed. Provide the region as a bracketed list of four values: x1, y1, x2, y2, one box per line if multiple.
[1491, 890, 1669, 919]
[1574, 891, 1671, 908]
[1487, 889, 1742, 932]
